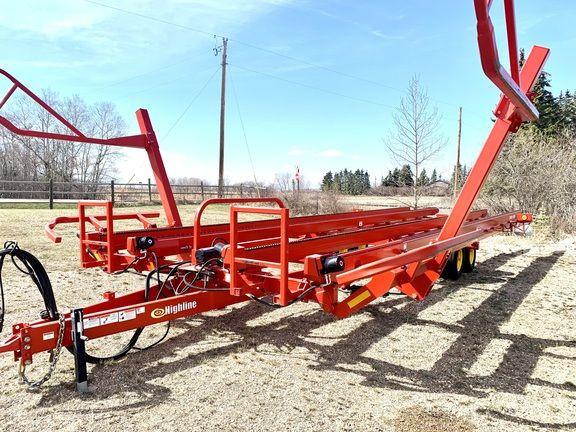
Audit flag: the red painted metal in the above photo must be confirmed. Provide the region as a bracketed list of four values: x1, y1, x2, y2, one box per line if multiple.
[0, 0, 548, 384]
[136, 109, 182, 227]
[473, 0, 549, 122]
[45, 211, 159, 243]
[193, 197, 285, 250]
[0, 68, 181, 227]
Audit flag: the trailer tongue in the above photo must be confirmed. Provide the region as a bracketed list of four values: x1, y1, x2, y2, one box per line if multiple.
[0, 0, 548, 391]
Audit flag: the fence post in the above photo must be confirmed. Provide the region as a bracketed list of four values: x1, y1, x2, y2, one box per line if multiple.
[200, 181, 205, 201]
[49, 178, 54, 209]
[148, 178, 152, 202]
[110, 180, 115, 205]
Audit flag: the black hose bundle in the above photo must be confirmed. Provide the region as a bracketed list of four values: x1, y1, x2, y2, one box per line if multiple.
[80, 259, 192, 364]
[0, 241, 59, 333]
[0, 242, 216, 364]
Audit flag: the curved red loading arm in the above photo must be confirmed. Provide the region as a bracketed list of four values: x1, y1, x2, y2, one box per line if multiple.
[0, 68, 182, 227]
[474, 0, 547, 122]
[439, 1, 549, 241]
[329, 0, 551, 315]
[425, 1, 550, 291]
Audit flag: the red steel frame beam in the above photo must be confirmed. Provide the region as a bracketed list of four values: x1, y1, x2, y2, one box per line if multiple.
[231, 212, 446, 264]
[474, 0, 545, 122]
[0, 210, 521, 361]
[47, 204, 433, 273]
[0, 68, 182, 227]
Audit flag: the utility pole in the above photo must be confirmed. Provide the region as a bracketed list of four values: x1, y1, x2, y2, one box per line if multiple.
[295, 166, 300, 197]
[453, 106, 462, 200]
[218, 37, 228, 198]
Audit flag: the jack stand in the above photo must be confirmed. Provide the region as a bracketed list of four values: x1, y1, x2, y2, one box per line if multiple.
[71, 308, 89, 392]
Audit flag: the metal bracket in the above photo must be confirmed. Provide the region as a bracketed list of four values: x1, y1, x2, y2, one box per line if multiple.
[70, 308, 89, 393]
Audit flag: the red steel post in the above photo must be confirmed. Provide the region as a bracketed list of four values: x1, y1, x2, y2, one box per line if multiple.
[136, 109, 182, 227]
[279, 207, 290, 306]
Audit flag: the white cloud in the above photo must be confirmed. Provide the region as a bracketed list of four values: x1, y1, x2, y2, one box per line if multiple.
[0, 1, 109, 37]
[1, 0, 297, 71]
[370, 30, 404, 41]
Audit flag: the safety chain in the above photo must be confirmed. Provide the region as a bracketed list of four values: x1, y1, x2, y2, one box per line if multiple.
[18, 313, 66, 390]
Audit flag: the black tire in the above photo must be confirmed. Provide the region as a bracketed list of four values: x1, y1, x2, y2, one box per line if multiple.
[441, 249, 464, 280]
[461, 247, 477, 273]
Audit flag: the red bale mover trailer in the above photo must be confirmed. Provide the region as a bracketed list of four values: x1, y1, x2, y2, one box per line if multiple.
[0, 0, 548, 391]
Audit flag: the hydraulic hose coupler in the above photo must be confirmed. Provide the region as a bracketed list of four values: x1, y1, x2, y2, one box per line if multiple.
[195, 243, 226, 264]
[321, 255, 345, 274]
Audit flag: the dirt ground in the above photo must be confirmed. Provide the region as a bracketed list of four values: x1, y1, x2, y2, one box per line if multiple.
[0, 204, 575, 432]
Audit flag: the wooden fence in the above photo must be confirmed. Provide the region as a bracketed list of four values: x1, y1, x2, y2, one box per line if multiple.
[0, 179, 268, 208]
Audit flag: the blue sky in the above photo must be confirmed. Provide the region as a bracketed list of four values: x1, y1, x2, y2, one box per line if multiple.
[0, 0, 573, 187]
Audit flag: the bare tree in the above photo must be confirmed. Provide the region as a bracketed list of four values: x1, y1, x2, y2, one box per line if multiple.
[483, 129, 576, 233]
[274, 172, 295, 193]
[385, 76, 447, 208]
[0, 91, 125, 190]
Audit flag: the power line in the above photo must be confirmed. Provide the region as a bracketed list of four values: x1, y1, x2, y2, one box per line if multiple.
[107, 71, 210, 102]
[124, 66, 220, 182]
[230, 63, 396, 109]
[84, 0, 491, 121]
[85, 0, 217, 38]
[82, 1, 405, 97]
[229, 69, 259, 190]
[230, 40, 405, 95]
[95, 57, 201, 90]
[161, 67, 220, 141]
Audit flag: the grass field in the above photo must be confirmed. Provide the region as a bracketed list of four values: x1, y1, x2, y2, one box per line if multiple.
[0, 201, 575, 432]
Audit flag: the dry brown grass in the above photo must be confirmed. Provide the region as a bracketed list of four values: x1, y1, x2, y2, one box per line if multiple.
[342, 194, 453, 211]
[0, 204, 575, 432]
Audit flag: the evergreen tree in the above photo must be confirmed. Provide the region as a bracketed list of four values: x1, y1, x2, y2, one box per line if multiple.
[333, 172, 342, 192]
[449, 163, 467, 190]
[532, 70, 561, 132]
[559, 90, 576, 131]
[329, 169, 371, 195]
[391, 168, 400, 186]
[398, 164, 414, 187]
[382, 170, 393, 187]
[321, 171, 334, 191]
[417, 168, 429, 187]
[519, 48, 563, 134]
[430, 168, 438, 184]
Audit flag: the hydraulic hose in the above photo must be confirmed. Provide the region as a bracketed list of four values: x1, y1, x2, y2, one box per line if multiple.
[0, 241, 59, 334]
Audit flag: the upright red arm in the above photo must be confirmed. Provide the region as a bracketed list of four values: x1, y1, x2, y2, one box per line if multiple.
[438, 1, 550, 242]
[473, 0, 548, 123]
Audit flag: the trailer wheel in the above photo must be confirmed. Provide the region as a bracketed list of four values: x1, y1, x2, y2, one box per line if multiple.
[461, 247, 477, 273]
[441, 249, 464, 280]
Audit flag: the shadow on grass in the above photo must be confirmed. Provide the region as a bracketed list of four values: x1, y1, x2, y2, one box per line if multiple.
[37, 248, 576, 429]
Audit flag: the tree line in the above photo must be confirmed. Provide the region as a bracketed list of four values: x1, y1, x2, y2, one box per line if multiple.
[319, 164, 467, 196]
[0, 90, 125, 188]
[321, 169, 371, 195]
[381, 166, 441, 187]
